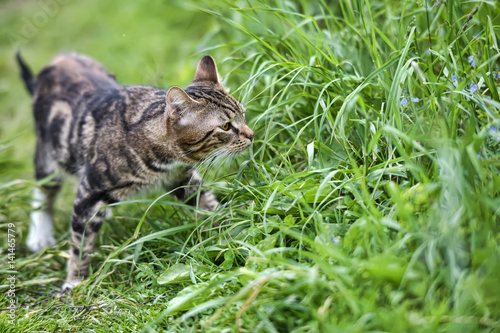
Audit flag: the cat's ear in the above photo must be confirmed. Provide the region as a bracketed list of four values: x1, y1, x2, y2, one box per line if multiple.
[165, 86, 197, 118]
[193, 55, 220, 84]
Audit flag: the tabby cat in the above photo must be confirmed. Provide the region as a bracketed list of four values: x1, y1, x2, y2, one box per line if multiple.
[16, 52, 253, 290]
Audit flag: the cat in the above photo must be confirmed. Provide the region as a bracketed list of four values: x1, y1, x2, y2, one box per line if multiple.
[16, 52, 253, 291]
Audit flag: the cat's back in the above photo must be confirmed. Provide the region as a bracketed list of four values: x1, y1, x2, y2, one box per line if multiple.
[34, 53, 120, 100]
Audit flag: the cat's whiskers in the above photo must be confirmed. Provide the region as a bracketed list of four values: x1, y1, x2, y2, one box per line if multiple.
[196, 146, 231, 177]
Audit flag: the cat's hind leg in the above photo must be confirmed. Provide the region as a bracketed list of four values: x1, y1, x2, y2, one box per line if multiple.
[27, 141, 63, 252]
[63, 176, 115, 290]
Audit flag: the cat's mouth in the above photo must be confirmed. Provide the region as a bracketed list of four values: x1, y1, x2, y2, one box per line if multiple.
[202, 141, 250, 160]
[227, 140, 252, 154]
[178, 136, 252, 165]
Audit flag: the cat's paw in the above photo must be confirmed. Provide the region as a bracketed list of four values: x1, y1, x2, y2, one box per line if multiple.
[27, 234, 56, 252]
[61, 278, 81, 292]
[27, 211, 56, 252]
[104, 207, 113, 219]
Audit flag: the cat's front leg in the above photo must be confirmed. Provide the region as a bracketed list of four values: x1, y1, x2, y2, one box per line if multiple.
[27, 184, 60, 252]
[173, 168, 219, 212]
[63, 180, 111, 291]
[198, 188, 219, 212]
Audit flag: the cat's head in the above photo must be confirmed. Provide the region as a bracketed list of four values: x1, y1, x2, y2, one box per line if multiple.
[165, 55, 253, 164]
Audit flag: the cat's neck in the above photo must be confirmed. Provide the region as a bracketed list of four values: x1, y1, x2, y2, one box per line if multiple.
[131, 115, 194, 169]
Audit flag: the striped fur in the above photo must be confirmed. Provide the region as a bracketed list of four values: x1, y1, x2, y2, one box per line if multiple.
[17, 52, 253, 290]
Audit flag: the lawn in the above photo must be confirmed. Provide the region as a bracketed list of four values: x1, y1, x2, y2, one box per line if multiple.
[1, 0, 499, 332]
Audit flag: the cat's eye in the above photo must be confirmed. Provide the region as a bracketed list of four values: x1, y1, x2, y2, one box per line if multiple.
[220, 122, 230, 131]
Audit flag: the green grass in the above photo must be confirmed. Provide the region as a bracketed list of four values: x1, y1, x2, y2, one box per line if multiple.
[1, 0, 500, 332]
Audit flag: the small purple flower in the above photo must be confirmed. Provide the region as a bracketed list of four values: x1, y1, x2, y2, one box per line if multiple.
[471, 84, 477, 93]
[468, 55, 474, 63]
[498, 73, 500, 79]
[401, 98, 407, 106]
[411, 97, 419, 102]
[452, 74, 457, 81]
[491, 126, 497, 133]
[477, 153, 481, 158]
[332, 237, 340, 243]
[471, 60, 476, 67]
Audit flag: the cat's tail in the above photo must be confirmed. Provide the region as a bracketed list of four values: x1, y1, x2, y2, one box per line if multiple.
[16, 51, 35, 96]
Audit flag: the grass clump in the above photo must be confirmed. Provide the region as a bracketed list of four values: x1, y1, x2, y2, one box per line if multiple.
[1, 0, 499, 332]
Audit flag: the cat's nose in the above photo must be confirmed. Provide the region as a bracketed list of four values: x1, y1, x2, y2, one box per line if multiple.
[246, 131, 254, 142]
[242, 126, 254, 142]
